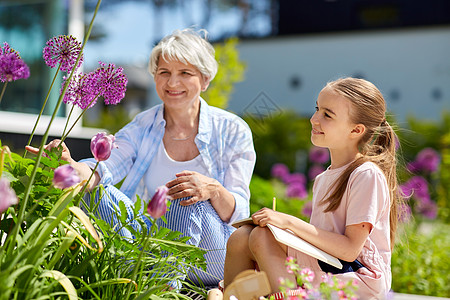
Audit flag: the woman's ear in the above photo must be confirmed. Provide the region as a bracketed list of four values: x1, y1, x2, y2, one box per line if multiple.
[350, 124, 366, 139]
[202, 77, 210, 92]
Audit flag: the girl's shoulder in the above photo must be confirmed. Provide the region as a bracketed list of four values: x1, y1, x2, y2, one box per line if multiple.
[350, 161, 387, 184]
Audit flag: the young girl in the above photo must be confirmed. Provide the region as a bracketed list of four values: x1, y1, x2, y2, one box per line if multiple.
[223, 77, 403, 299]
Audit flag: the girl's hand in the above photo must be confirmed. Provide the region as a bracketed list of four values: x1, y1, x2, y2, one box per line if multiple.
[25, 139, 74, 163]
[166, 170, 220, 206]
[251, 208, 289, 228]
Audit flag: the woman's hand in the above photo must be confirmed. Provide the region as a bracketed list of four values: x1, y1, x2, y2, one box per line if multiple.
[166, 170, 219, 206]
[25, 139, 74, 163]
[26, 139, 100, 190]
[251, 208, 290, 229]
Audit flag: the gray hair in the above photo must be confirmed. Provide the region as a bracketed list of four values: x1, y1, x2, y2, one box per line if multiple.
[148, 28, 218, 81]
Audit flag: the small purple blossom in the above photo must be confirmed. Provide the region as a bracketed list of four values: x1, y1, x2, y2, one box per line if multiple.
[90, 132, 116, 162]
[286, 182, 308, 199]
[0, 42, 30, 82]
[271, 163, 290, 181]
[415, 147, 440, 173]
[53, 164, 81, 189]
[284, 172, 307, 186]
[92, 61, 127, 105]
[43, 35, 83, 72]
[308, 164, 325, 181]
[0, 178, 18, 214]
[400, 176, 430, 201]
[416, 197, 438, 219]
[308, 146, 329, 164]
[302, 201, 313, 218]
[147, 185, 169, 219]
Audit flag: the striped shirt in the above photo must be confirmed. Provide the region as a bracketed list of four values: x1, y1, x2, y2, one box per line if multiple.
[81, 98, 256, 286]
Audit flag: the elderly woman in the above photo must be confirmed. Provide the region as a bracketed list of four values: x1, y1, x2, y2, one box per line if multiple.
[29, 28, 255, 287]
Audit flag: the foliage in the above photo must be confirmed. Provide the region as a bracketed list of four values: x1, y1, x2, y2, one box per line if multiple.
[391, 221, 450, 297]
[202, 37, 245, 109]
[244, 111, 312, 179]
[0, 145, 208, 299]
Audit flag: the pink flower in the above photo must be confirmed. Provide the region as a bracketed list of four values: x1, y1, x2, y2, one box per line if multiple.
[300, 268, 315, 282]
[286, 182, 308, 199]
[302, 201, 313, 218]
[0, 178, 18, 214]
[416, 147, 440, 173]
[271, 163, 290, 181]
[92, 61, 127, 105]
[90, 132, 116, 162]
[284, 173, 306, 186]
[147, 185, 169, 219]
[308, 164, 325, 181]
[308, 146, 329, 164]
[53, 164, 81, 189]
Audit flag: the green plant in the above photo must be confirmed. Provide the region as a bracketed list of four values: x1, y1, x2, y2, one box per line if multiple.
[392, 221, 450, 297]
[202, 37, 245, 109]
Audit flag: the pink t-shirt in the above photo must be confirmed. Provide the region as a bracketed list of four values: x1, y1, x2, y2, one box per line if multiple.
[288, 162, 391, 299]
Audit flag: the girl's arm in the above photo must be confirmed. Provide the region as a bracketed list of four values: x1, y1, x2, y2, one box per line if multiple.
[252, 208, 371, 262]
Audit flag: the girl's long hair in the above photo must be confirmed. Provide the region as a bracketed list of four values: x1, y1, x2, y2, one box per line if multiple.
[319, 77, 403, 249]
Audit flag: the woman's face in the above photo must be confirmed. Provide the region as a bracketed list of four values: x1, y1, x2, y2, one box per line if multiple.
[154, 57, 208, 110]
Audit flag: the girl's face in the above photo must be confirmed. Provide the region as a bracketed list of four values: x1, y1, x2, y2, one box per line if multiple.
[154, 57, 209, 110]
[310, 87, 358, 151]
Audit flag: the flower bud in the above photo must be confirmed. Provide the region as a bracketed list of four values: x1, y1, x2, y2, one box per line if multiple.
[53, 164, 80, 189]
[0, 178, 18, 214]
[147, 185, 169, 219]
[90, 132, 116, 162]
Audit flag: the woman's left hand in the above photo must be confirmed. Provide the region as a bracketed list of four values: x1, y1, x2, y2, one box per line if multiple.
[166, 170, 219, 206]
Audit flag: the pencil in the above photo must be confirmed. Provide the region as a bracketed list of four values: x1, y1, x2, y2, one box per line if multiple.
[272, 197, 276, 211]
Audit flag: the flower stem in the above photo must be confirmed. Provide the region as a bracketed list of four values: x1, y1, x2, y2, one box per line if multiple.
[75, 161, 99, 206]
[24, 64, 62, 157]
[0, 81, 7, 104]
[59, 95, 99, 144]
[5, 0, 103, 256]
[61, 104, 76, 139]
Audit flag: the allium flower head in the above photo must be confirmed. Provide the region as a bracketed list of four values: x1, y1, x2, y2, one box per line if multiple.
[53, 164, 81, 189]
[0, 42, 30, 82]
[91, 132, 116, 162]
[284, 173, 307, 186]
[147, 185, 169, 219]
[0, 178, 19, 214]
[93, 61, 127, 105]
[415, 147, 440, 173]
[43, 35, 83, 72]
[271, 163, 290, 181]
[61, 73, 99, 109]
[309, 146, 330, 164]
[286, 182, 308, 199]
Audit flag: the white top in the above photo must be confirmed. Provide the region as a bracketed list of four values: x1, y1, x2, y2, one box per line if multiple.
[143, 141, 209, 199]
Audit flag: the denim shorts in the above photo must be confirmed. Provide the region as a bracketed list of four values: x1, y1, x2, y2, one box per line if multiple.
[318, 259, 366, 274]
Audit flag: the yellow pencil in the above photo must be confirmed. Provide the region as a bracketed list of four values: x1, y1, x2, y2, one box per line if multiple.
[272, 197, 276, 211]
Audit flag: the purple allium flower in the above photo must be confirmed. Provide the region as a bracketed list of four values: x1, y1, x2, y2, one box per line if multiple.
[90, 132, 116, 162]
[400, 176, 430, 201]
[416, 198, 438, 219]
[286, 182, 308, 199]
[415, 147, 440, 173]
[43, 35, 83, 72]
[92, 61, 127, 105]
[0, 178, 18, 214]
[308, 146, 329, 164]
[406, 160, 421, 173]
[0, 42, 30, 82]
[53, 164, 81, 189]
[308, 164, 325, 181]
[147, 185, 169, 219]
[302, 201, 313, 218]
[271, 163, 290, 181]
[61, 73, 99, 109]
[284, 172, 307, 186]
